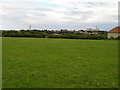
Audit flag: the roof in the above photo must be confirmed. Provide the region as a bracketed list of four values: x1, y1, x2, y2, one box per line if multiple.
[91, 32, 98, 34]
[108, 26, 120, 33]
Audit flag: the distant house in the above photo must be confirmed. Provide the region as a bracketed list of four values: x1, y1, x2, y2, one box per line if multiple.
[83, 32, 89, 34]
[91, 32, 98, 34]
[45, 34, 49, 38]
[107, 26, 120, 38]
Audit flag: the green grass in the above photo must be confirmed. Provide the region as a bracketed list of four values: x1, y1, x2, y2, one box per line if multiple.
[2, 37, 118, 88]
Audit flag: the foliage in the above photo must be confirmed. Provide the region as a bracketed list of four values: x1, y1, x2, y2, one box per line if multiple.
[2, 30, 108, 39]
[2, 30, 45, 38]
[48, 34, 107, 40]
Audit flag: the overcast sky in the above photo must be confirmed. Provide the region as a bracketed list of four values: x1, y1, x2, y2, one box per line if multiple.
[0, 0, 119, 30]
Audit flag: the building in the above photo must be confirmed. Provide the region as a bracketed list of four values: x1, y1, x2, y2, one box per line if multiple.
[107, 26, 120, 38]
[87, 27, 99, 31]
[90, 32, 98, 34]
[87, 28, 94, 31]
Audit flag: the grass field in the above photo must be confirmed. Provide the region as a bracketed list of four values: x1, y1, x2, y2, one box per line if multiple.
[2, 37, 118, 88]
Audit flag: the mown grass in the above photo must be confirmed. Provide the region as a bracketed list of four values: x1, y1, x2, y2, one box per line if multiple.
[2, 37, 118, 88]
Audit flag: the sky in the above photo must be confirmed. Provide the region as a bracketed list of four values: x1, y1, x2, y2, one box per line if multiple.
[0, 0, 119, 31]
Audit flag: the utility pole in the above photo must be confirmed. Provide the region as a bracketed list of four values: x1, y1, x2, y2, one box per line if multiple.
[96, 25, 97, 30]
[29, 25, 31, 30]
[96, 25, 99, 31]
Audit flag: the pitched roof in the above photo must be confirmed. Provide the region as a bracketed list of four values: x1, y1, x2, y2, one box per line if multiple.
[108, 26, 120, 33]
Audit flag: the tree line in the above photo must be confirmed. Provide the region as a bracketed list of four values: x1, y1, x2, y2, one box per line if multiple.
[48, 34, 107, 40]
[1, 30, 108, 40]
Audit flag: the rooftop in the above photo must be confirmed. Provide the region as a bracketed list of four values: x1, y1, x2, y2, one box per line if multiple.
[108, 26, 120, 33]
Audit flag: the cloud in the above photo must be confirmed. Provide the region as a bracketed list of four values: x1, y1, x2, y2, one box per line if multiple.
[64, 9, 93, 15]
[0, 0, 119, 30]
